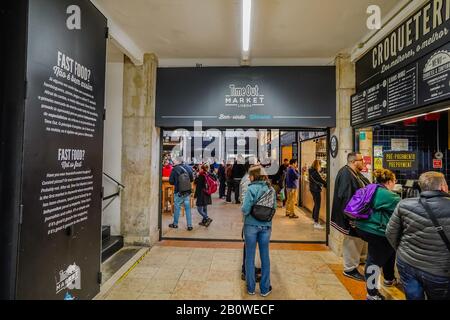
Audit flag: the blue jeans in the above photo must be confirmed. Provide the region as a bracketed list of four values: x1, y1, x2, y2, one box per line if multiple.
[197, 206, 209, 221]
[173, 193, 192, 227]
[244, 224, 271, 294]
[397, 257, 450, 300]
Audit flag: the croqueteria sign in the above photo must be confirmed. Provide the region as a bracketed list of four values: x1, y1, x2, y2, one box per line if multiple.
[357, 0, 450, 88]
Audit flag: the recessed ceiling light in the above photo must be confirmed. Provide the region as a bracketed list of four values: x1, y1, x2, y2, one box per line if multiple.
[242, 0, 252, 54]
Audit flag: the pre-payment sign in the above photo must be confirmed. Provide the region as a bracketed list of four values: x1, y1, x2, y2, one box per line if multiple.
[383, 151, 418, 171]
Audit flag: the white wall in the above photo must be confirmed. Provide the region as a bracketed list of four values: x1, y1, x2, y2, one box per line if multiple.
[102, 43, 124, 236]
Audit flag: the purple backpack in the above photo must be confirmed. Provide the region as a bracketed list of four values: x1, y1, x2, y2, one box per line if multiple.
[344, 184, 380, 220]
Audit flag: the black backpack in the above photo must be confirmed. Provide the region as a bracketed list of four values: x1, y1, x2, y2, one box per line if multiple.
[251, 187, 276, 222]
[177, 166, 192, 194]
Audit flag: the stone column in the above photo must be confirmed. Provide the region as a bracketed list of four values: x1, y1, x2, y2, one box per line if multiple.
[121, 53, 160, 246]
[328, 54, 355, 256]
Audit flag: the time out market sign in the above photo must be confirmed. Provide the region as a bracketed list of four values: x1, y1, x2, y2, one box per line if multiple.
[225, 84, 265, 108]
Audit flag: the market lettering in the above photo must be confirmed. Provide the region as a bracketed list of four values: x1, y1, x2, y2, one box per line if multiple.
[372, 0, 450, 69]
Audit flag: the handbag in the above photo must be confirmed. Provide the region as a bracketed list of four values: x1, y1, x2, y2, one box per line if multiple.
[278, 188, 285, 201]
[251, 187, 276, 222]
[420, 197, 450, 253]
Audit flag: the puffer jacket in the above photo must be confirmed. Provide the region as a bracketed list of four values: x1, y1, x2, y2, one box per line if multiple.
[386, 191, 450, 277]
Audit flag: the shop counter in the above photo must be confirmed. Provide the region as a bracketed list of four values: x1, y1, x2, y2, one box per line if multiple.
[301, 179, 327, 223]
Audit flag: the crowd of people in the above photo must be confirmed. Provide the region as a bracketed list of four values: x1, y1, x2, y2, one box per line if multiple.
[161, 152, 450, 300]
[331, 152, 450, 300]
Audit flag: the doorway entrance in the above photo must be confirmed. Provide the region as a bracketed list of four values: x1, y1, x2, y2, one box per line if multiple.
[159, 128, 329, 243]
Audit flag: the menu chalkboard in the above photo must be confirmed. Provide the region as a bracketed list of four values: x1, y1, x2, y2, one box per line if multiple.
[366, 82, 387, 121]
[387, 65, 417, 115]
[351, 41, 450, 127]
[352, 0, 450, 127]
[14, 0, 106, 300]
[351, 92, 367, 125]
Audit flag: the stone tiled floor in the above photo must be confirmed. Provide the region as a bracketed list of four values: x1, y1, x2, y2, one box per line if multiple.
[162, 195, 326, 242]
[100, 242, 362, 300]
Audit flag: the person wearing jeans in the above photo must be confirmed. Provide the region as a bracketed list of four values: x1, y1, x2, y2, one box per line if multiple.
[168, 158, 194, 230]
[308, 160, 327, 229]
[194, 163, 213, 227]
[241, 165, 277, 297]
[396, 257, 450, 300]
[244, 225, 271, 295]
[386, 171, 450, 300]
[173, 192, 192, 229]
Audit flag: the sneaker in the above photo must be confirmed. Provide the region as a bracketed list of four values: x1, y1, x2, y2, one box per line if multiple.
[199, 220, 207, 226]
[383, 279, 398, 287]
[343, 269, 365, 282]
[260, 286, 272, 297]
[289, 214, 299, 219]
[367, 293, 386, 300]
[314, 223, 325, 229]
[168, 223, 178, 229]
[187, 226, 193, 231]
[247, 291, 256, 295]
[205, 218, 213, 227]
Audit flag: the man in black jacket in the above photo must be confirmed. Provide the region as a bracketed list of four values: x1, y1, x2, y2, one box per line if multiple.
[386, 171, 450, 300]
[232, 155, 246, 204]
[218, 161, 226, 199]
[331, 152, 370, 281]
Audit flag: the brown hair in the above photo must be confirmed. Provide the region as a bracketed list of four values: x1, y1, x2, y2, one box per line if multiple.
[201, 163, 210, 172]
[312, 160, 321, 171]
[373, 169, 396, 184]
[248, 165, 268, 183]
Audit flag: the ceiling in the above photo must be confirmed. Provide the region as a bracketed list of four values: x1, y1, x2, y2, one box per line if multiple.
[98, 0, 402, 65]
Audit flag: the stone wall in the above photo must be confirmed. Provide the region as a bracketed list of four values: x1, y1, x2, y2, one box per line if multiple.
[121, 53, 160, 246]
[328, 54, 355, 256]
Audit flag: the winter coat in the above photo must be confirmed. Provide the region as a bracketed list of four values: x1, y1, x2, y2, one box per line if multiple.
[308, 167, 327, 193]
[194, 172, 212, 207]
[232, 163, 246, 179]
[241, 181, 277, 227]
[355, 186, 400, 237]
[331, 165, 370, 236]
[386, 191, 450, 277]
[273, 164, 288, 187]
[218, 164, 226, 181]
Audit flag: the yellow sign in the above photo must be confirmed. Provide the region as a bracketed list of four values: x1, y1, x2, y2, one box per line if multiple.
[374, 158, 383, 170]
[383, 151, 418, 170]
